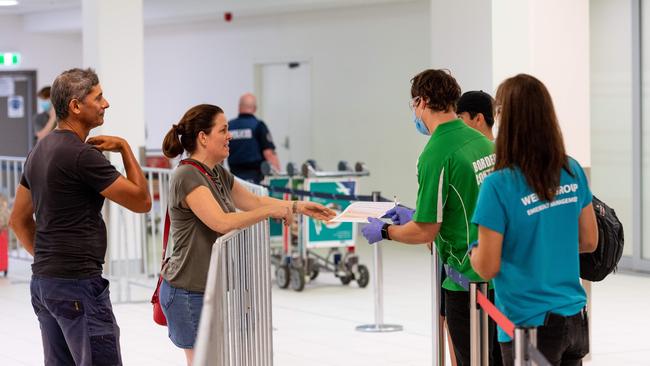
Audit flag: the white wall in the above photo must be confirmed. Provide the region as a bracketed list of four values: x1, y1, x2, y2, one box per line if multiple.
[590, 0, 634, 255]
[2, 0, 593, 207]
[0, 15, 81, 89]
[83, 0, 146, 154]
[430, 0, 493, 92]
[144, 1, 431, 206]
[492, 0, 591, 166]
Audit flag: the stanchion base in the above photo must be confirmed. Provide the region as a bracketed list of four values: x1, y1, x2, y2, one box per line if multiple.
[355, 324, 403, 333]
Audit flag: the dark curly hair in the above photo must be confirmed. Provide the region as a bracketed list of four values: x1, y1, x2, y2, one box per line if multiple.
[410, 69, 461, 113]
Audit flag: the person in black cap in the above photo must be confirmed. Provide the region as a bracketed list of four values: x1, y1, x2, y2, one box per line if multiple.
[457, 90, 495, 141]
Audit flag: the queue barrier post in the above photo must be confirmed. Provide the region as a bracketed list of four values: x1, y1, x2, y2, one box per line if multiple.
[469, 281, 489, 366]
[356, 191, 403, 333]
[431, 249, 444, 366]
[514, 327, 538, 366]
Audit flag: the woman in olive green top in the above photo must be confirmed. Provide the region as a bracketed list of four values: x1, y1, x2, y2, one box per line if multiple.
[160, 104, 335, 366]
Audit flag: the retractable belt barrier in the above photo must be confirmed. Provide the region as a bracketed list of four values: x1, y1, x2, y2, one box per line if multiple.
[262, 184, 392, 202]
[444, 265, 552, 366]
[444, 265, 516, 338]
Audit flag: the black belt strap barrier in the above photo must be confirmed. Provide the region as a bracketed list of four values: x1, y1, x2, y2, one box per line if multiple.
[262, 185, 392, 202]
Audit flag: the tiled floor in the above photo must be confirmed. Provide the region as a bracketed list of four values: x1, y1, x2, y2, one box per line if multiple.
[1, 242, 649, 365]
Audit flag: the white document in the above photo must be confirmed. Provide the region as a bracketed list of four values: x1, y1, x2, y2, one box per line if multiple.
[329, 201, 397, 223]
[0, 77, 14, 97]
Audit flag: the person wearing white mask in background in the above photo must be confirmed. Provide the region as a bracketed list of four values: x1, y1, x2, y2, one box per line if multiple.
[34, 86, 57, 142]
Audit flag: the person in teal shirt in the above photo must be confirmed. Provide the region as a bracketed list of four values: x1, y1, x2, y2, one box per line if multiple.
[469, 74, 598, 366]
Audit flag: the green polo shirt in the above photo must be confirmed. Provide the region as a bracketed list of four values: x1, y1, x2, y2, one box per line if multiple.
[413, 119, 495, 291]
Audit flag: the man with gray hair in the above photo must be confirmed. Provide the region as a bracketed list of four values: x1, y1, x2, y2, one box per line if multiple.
[227, 93, 280, 184]
[9, 68, 151, 366]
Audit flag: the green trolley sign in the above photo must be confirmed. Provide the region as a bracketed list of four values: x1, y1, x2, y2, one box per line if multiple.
[303, 179, 357, 248]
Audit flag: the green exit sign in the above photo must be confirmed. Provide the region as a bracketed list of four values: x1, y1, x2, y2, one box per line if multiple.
[0, 52, 21, 66]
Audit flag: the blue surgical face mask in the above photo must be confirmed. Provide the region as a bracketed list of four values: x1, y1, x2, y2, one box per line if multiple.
[413, 112, 430, 135]
[39, 100, 51, 112]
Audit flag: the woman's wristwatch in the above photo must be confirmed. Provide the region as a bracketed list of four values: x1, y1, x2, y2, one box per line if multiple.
[292, 201, 298, 214]
[381, 223, 391, 240]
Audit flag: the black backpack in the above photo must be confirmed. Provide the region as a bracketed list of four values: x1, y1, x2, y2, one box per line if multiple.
[579, 195, 624, 281]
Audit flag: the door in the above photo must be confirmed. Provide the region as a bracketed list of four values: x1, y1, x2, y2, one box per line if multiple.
[0, 71, 36, 157]
[256, 62, 311, 168]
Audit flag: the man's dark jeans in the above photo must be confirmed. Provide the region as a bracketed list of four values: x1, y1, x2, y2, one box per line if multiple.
[500, 310, 589, 366]
[30, 275, 122, 366]
[444, 288, 503, 366]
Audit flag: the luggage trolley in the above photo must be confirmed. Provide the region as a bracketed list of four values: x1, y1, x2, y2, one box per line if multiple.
[263, 160, 371, 292]
[263, 163, 303, 290]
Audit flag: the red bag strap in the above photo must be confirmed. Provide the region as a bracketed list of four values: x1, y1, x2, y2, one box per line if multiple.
[160, 209, 170, 268]
[179, 158, 221, 194]
[180, 159, 213, 182]
[160, 159, 208, 269]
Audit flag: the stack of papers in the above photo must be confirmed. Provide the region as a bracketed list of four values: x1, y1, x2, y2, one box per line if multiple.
[328, 201, 397, 223]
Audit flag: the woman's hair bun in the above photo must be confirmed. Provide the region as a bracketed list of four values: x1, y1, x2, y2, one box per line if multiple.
[174, 124, 185, 135]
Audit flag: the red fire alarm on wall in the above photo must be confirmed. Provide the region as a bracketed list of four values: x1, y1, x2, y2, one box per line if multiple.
[224, 12, 233, 22]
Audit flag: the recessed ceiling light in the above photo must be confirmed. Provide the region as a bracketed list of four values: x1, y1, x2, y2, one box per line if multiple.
[0, 0, 18, 7]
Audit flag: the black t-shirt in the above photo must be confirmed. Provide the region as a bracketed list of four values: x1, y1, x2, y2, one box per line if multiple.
[21, 129, 121, 278]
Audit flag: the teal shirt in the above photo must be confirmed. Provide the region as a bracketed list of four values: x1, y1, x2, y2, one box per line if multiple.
[471, 157, 591, 341]
[412, 119, 495, 291]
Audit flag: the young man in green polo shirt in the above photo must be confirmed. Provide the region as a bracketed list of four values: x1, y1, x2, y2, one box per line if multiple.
[362, 69, 500, 365]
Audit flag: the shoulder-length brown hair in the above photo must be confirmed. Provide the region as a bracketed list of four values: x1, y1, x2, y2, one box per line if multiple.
[494, 74, 571, 202]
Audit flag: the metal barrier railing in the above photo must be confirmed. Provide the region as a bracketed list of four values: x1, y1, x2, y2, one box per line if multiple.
[193, 194, 273, 366]
[0, 156, 28, 260]
[104, 166, 173, 303]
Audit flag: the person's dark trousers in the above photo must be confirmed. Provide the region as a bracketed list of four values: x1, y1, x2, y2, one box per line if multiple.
[444, 288, 503, 366]
[500, 309, 589, 366]
[30, 275, 122, 366]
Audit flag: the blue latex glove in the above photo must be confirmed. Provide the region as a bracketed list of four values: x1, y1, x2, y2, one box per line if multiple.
[384, 205, 415, 225]
[362, 217, 385, 244]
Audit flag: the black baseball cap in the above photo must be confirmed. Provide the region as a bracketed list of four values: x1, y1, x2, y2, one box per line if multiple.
[457, 90, 494, 127]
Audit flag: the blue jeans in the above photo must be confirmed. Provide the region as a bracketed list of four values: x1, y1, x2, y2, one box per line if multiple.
[160, 279, 204, 349]
[30, 275, 122, 366]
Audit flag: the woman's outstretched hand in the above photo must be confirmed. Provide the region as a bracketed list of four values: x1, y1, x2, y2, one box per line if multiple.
[297, 201, 337, 221]
[268, 205, 294, 226]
